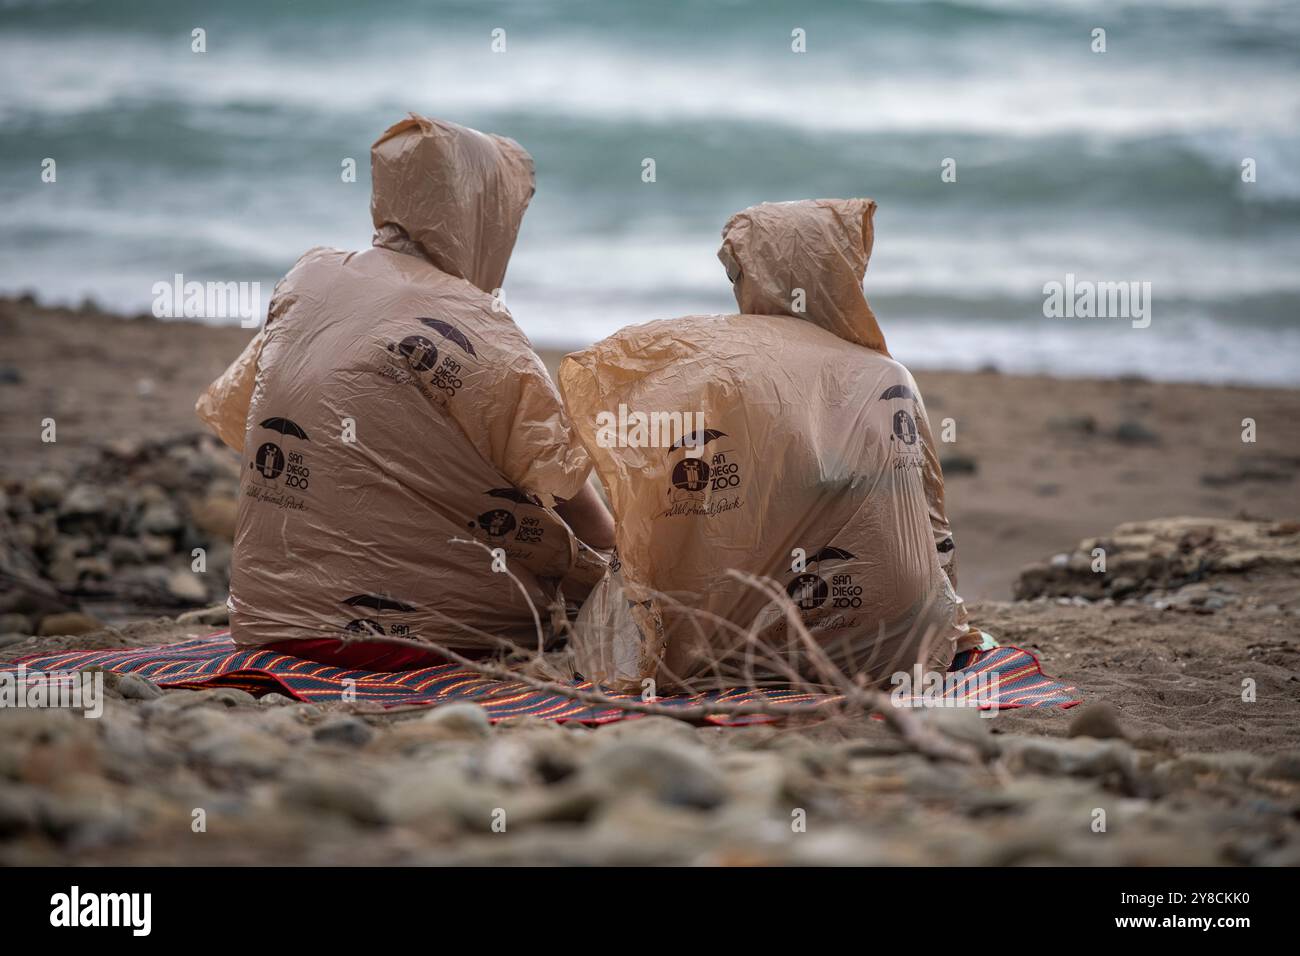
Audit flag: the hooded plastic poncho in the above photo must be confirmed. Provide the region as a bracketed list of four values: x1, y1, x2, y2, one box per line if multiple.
[197, 115, 596, 651]
[560, 199, 972, 690]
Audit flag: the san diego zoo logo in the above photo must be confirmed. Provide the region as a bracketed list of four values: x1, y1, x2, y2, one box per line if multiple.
[339, 593, 417, 638]
[892, 409, 917, 445]
[879, 383, 919, 448]
[250, 416, 311, 491]
[469, 487, 548, 546]
[388, 317, 476, 398]
[664, 428, 743, 517]
[786, 546, 862, 613]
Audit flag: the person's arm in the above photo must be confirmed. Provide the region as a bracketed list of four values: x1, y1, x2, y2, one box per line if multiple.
[195, 272, 294, 451]
[555, 480, 615, 551]
[195, 330, 265, 452]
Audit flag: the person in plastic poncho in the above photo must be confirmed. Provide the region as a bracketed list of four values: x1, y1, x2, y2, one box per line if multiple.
[561, 199, 980, 691]
[196, 114, 613, 670]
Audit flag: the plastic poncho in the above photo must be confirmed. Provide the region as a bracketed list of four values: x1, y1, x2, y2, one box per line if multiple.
[560, 199, 972, 690]
[197, 114, 596, 651]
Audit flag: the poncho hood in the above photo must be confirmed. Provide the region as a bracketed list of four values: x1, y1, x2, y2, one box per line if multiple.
[370, 113, 535, 294]
[717, 198, 888, 354]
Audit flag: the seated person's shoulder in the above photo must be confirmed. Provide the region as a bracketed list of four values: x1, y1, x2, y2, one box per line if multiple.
[873, 352, 920, 388]
[387, 291, 553, 394]
[289, 246, 347, 274]
[459, 296, 547, 366]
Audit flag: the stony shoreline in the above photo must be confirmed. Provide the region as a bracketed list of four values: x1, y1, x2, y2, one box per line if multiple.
[2, 514, 1297, 865]
[1, 433, 237, 638]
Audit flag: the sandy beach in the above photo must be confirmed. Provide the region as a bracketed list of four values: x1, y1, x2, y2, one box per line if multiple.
[4, 295, 1297, 602]
[1, 296, 1298, 866]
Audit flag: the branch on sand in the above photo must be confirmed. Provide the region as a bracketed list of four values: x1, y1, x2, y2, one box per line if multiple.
[352, 634, 833, 724]
[340, 551, 980, 764]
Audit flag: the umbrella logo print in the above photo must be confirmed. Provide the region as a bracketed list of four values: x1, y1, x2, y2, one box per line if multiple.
[879, 384, 916, 401]
[341, 593, 417, 637]
[250, 417, 309, 485]
[786, 547, 857, 612]
[258, 417, 310, 441]
[668, 429, 727, 454]
[343, 594, 417, 613]
[418, 318, 477, 357]
[485, 487, 543, 507]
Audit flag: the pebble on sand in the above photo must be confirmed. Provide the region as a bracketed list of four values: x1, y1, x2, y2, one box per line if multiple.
[1067, 701, 1126, 740]
[36, 612, 102, 637]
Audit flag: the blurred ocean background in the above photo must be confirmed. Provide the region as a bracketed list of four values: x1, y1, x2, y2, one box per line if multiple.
[2, 0, 1298, 384]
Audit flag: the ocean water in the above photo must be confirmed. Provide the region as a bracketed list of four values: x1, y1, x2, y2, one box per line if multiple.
[2, 0, 1298, 384]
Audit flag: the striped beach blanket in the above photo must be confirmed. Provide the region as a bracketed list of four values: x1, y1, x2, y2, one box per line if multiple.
[16, 632, 1079, 724]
